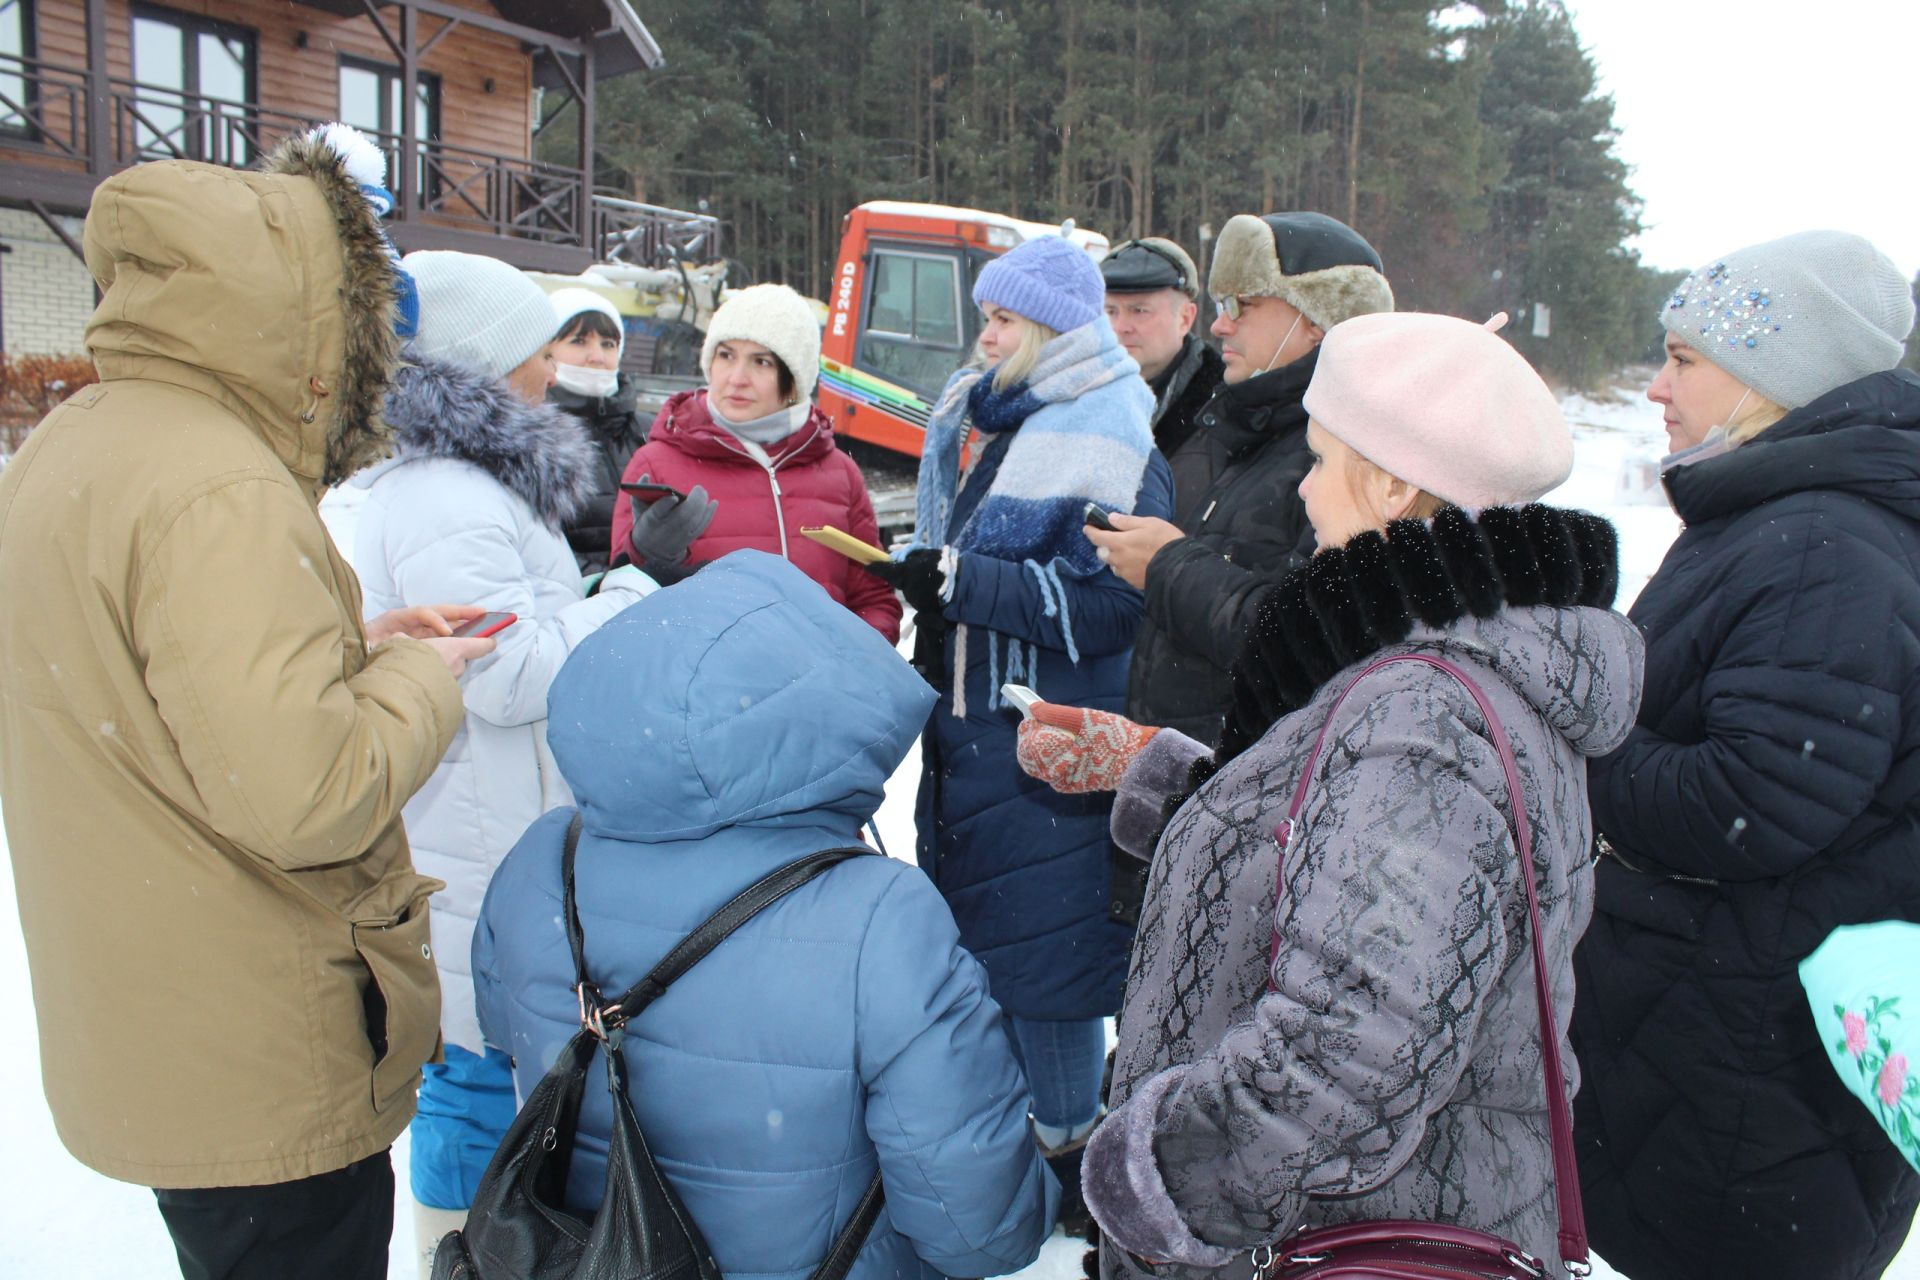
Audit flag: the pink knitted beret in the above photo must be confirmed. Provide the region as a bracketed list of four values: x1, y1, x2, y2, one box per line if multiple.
[1302, 311, 1573, 509]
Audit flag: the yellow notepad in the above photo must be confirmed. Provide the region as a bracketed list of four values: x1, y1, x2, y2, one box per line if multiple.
[799, 525, 892, 565]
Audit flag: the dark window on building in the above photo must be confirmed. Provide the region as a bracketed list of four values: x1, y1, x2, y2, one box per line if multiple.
[338, 57, 440, 198]
[0, 0, 36, 137]
[857, 249, 966, 398]
[129, 4, 257, 164]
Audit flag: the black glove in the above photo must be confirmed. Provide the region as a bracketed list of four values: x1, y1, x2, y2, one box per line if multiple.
[865, 548, 947, 616]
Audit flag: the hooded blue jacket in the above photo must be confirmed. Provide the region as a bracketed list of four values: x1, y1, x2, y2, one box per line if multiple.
[474, 551, 1057, 1280]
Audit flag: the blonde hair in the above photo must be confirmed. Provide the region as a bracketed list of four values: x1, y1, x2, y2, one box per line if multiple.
[988, 316, 1060, 392]
[1345, 451, 1448, 524]
[1726, 393, 1790, 445]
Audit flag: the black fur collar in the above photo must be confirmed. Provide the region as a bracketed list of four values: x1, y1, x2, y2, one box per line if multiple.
[1212, 504, 1621, 767]
[385, 352, 599, 527]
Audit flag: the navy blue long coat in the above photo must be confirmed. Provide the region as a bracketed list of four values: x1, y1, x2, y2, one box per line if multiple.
[1572, 369, 1920, 1280]
[915, 425, 1176, 1021]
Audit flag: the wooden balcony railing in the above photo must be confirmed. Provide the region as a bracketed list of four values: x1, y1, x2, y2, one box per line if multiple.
[0, 51, 721, 270]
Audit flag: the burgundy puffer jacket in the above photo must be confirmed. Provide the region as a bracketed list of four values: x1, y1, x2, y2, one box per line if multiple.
[612, 389, 901, 641]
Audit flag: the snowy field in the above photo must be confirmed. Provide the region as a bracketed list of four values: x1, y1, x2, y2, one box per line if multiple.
[5, 380, 1919, 1277]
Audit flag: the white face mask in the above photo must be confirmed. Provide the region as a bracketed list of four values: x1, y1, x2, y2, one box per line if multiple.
[554, 363, 618, 399]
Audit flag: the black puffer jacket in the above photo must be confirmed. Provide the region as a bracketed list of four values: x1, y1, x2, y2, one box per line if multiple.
[1573, 369, 1920, 1280]
[1146, 334, 1226, 463]
[552, 378, 648, 575]
[1126, 351, 1320, 745]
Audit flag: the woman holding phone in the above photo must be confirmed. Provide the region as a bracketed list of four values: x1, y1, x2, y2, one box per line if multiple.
[867, 234, 1174, 1229]
[347, 250, 658, 1265]
[610, 283, 901, 641]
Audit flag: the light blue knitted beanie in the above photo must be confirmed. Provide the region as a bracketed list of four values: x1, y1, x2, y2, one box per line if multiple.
[972, 235, 1105, 334]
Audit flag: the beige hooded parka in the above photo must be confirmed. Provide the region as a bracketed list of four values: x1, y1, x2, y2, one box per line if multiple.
[0, 133, 462, 1188]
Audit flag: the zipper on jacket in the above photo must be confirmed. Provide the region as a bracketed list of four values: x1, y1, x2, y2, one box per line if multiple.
[713, 424, 819, 564]
[768, 467, 789, 559]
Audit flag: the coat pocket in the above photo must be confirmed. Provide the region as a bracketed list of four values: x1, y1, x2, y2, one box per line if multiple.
[353, 889, 444, 1113]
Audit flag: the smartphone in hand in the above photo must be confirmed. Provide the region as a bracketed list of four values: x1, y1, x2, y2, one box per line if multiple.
[620, 481, 686, 506]
[450, 611, 517, 640]
[1001, 683, 1042, 718]
[1083, 502, 1117, 532]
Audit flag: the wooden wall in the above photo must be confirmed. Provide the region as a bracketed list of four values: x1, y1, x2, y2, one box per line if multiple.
[31, 0, 534, 164]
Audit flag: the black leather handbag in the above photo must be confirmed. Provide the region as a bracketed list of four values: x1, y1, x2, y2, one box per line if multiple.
[433, 812, 887, 1280]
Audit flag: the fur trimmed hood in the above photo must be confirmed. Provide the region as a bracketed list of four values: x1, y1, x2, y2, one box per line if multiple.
[81, 131, 404, 486]
[1206, 211, 1394, 331]
[260, 131, 405, 485]
[385, 352, 599, 526]
[1216, 504, 1630, 768]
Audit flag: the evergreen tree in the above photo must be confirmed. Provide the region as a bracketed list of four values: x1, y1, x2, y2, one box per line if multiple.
[1476, 0, 1642, 386]
[570, 0, 1652, 391]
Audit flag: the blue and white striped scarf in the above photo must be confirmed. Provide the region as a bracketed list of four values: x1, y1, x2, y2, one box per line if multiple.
[909, 317, 1153, 714]
[913, 317, 1151, 576]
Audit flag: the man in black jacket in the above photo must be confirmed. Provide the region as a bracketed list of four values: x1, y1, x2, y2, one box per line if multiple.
[1100, 237, 1224, 468]
[1087, 211, 1394, 746]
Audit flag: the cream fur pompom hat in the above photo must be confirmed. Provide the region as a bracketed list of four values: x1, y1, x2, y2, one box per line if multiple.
[1304, 312, 1573, 510]
[700, 284, 822, 400]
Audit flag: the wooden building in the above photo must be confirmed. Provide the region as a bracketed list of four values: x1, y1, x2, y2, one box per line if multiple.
[0, 0, 707, 355]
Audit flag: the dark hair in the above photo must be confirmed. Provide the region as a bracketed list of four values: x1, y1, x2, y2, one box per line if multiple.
[713, 338, 797, 401]
[553, 310, 623, 346]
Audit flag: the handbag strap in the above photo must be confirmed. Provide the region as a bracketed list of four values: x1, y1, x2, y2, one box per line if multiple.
[558, 811, 888, 1277]
[1270, 653, 1590, 1274]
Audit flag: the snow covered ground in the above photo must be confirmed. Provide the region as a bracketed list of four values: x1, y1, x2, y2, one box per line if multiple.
[5, 380, 1918, 1277]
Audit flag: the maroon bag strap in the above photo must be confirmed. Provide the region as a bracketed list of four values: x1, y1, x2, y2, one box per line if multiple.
[1269, 652, 1590, 1273]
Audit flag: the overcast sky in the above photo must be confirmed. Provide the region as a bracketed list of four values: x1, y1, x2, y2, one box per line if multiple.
[1561, 0, 1919, 280]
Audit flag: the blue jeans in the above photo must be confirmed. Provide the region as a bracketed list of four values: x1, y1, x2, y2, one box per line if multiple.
[1005, 1015, 1105, 1131]
[409, 1043, 517, 1209]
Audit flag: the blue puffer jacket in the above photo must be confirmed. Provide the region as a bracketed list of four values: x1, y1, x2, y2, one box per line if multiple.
[917, 385, 1177, 1021]
[474, 551, 1057, 1280]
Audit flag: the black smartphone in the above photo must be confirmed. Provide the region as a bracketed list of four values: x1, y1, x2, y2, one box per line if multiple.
[619, 481, 686, 506]
[1083, 502, 1117, 532]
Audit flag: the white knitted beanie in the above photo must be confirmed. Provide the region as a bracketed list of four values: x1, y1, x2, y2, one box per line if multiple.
[1661, 230, 1915, 410]
[1304, 312, 1573, 510]
[701, 284, 822, 400]
[548, 286, 626, 355]
[403, 250, 559, 381]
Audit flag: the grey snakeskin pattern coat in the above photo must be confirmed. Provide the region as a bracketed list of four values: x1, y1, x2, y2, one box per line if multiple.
[1087, 603, 1643, 1277]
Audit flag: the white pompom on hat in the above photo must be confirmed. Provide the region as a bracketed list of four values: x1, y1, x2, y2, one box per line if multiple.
[402, 250, 559, 382]
[700, 284, 822, 400]
[548, 286, 626, 355]
[1303, 311, 1573, 510]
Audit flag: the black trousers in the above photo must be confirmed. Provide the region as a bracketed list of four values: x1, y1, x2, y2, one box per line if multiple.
[153, 1149, 394, 1280]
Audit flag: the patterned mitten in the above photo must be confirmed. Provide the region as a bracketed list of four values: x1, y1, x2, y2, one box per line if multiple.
[1016, 704, 1158, 794]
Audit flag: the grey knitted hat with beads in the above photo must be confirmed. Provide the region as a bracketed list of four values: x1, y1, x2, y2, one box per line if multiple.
[1660, 230, 1915, 410]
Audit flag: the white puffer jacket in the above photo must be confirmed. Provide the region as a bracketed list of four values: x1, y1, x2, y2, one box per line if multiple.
[350, 353, 654, 1052]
